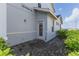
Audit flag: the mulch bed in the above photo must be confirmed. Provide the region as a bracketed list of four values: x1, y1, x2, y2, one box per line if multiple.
[12, 37, 67, 56]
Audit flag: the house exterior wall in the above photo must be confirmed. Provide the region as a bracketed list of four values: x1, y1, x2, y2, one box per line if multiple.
[54, 18, 61, 31]
[35, 11, 47, 41]
[6, 3, 55, 45]
[0, 3, 61, 46]
[9, 3, 54, 11]
[41, 3, 54, 13]
[0, 4, 7, 40]
[47, 14, 62, 41]
[6, 4, 37, 46]
[46, 14, 56, 41]
[8, 3, 38, 11]
[57, 17, 62, 29]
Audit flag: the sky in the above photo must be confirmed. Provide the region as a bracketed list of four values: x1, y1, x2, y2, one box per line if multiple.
[54, 3, 79, 29]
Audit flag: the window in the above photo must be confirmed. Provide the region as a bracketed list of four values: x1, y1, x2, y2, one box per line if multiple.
[52, 20, 54, 32]
[38, 3, 41, 8]
[56, 22, 59, 25]
[52, 26, 54, 32]
[39, 23, 43, 36]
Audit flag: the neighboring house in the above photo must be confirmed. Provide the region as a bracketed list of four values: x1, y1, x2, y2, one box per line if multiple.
[0, 3, 63, 46]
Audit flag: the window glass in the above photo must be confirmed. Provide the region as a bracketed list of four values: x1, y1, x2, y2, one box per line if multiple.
[56, 22, 59, 25]
[39, 23, 43, 36]
[38, 3, 41, 8]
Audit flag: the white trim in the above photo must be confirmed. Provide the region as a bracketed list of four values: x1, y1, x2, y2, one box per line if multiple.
[34, 8, 58, 19]
[49, 10, 58, 19]
[7, 31, 36, 35]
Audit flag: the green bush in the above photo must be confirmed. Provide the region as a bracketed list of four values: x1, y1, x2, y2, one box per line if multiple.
[57, 29, 79, 56]
[66, 30, 79, 37]
[0, 37, 8, 50]
[64, 30, 79, 51]
[0, 48, 13, 56]
[68, 51, 79, 56]
[57, 29, 67, 39]
[0, 37, 14, 56]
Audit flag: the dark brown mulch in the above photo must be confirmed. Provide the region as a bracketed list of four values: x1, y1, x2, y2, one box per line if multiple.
[12, 37, 67, 56]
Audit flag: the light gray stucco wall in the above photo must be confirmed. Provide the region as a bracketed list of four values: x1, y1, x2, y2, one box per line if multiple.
[35, 11, 47, 41]
[46, 14, 56, 41]
[6, 4, 37, 46]
[47, 14, 61, 41]
[5, 3, 56, 45]
[0, 4, 7, 40]
[41, 3, 54, 12]
[8, 3, 38, 11]
[54, 19, 61, 31]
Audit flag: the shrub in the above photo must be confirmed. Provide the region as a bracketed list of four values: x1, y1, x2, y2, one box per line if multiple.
[57, 29, 79, 56]
[57, 29, 67, 39]
[0, 37, 14, 56]
[64, 30, 79, 51]
[66, 30, 79, 37]
[68, 51, 79, 56]
[0, 37, 8, 50]
[0, 48, 13, 56]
